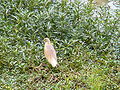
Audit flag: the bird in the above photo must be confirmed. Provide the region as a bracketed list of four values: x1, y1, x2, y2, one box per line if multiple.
[44, 38, 58, 67]
[92, 0, 108, 5]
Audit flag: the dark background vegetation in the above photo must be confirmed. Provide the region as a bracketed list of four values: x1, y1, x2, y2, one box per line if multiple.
[0, 0, 119, 89]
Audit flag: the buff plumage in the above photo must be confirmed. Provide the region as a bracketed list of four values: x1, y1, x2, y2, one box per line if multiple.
[44, 38, 58, 67]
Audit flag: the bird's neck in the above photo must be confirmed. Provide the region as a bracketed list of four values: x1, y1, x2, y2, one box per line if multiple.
[46, 42, 51, 44]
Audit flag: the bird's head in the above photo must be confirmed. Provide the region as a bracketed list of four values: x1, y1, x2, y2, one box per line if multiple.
[44, 38, 51, 43]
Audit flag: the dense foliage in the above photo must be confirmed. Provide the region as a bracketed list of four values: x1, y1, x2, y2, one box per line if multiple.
[0, 0, 119, 89]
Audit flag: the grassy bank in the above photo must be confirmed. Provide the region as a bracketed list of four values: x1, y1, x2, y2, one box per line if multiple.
[0, 0, 119, 89]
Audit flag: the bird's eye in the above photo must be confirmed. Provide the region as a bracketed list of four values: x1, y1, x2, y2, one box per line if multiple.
[44, 39, 47, 42]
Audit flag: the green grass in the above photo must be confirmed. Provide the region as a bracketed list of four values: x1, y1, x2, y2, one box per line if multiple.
[0, 0, 119, 89]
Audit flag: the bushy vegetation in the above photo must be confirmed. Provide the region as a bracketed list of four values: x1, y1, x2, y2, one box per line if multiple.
[0, 0, 119, 89]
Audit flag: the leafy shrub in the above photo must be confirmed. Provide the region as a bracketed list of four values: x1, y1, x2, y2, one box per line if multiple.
[0, 0, 119, 89]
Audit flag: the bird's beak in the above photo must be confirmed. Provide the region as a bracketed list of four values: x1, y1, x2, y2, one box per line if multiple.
[43, 38, 47, 43]
[43, 39, 45, 43]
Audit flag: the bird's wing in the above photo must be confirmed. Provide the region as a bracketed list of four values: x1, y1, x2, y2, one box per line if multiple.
[44, 43, 57, 60]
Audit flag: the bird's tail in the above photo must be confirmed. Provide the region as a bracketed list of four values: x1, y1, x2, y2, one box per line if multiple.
[49, 58, 58, 67]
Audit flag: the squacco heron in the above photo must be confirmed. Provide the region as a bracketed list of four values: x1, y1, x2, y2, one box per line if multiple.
[44, 38, 58, 67]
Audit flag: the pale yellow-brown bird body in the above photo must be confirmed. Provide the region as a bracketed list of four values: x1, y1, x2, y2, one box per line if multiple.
[93, 0, 108, 5]
[44, 38, 58, 67]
